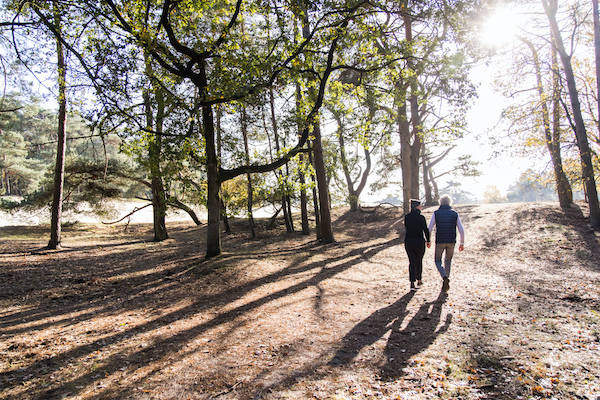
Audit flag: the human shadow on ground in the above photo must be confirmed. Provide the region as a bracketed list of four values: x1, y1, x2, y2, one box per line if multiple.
[255, 289, 450, 399]
[381, 290, 450, 379]
[329, 291, 416, 367]
[328, 289, 450, 380]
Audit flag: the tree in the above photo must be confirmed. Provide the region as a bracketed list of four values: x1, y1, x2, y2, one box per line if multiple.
[47, 0, 67, 249]
[542, 0, 600, 228]
[507, 170, 557, 202]
[520, 37, 573, 209]
[483, 185, 506, 204]
[593, 0, 600, 135]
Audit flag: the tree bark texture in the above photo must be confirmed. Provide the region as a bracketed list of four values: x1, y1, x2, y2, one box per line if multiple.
[272, 87, 294, 232]
[301, 13, 332, 241]
[48, 2, 67, 250]
[216, 105, 231, 233]
[593, 0, 600, 136]
[524, 38, 573, 209]
[543, 0, 600, 227]
[241, 106, 256, 238]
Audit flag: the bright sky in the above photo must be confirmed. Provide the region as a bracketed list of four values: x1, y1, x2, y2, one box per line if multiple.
[415, 1, 548, 201]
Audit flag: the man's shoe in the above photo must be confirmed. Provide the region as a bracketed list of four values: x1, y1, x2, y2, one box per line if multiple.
[442, 277, 450, 292]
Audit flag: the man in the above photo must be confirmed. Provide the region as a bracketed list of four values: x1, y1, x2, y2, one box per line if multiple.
[427, 195, 465, 292]
[403, 199, 430, 291]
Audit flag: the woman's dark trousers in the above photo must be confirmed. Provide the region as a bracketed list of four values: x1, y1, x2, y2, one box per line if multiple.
[404, 239, 425, 282]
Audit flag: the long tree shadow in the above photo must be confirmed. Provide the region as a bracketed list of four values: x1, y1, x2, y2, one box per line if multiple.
[328, 289, 451, 380]
[381, 289, 451, 379]
[0, 230, 323, 335]
[1, 235, 400, 399]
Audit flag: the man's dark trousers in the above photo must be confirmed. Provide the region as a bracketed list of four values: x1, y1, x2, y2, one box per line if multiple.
[404, 238, 425, 282]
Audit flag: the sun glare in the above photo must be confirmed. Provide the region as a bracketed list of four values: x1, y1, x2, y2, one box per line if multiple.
[480, 7, 523, 48]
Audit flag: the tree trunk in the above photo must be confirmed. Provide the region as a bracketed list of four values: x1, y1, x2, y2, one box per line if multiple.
[48, 2, 67, 250]
[398, 90, 412, 215]
[220, 198, 231, 233]
[271, 87, 294, 233]
[144, 55, 168, 242]
[334, 112, 358, 211]
[197, 60, 222, 258]
[216, 105, 231, 233]
[428, 165, 439, 202]
[550, 41, 574, 208]
[422, 150, 434, 206]
[168, 198, 201, 225]
[309, 149, 321, 239]
[282, 137, 295, 232]
[204, 101, 221, 257]
[298, 153, 310, 234]
[543, 0, 600, 227]
[151, 91, 168, 241]
[593, 0, 600, 136]
[405, 14, 422, 201]
[241, 106, 256, 238]
[301, 10, 333, 242]
[524, 37, 573, 210]
[311, 124, 333, 242]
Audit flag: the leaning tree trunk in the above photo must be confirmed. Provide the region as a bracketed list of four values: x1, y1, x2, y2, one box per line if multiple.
[593, 0, 600, 136]
[550, 40, 573, 208]
[271, 87, 294, 233]
[241, 106, 256, 238]
[168, 198, 201, 225]
[48, 2, 67, 250]
[543, 0, 600, 227]
[524, 37, 573, 209]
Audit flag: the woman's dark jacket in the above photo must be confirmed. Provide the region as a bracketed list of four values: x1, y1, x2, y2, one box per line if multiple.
[404, 209, 430, 242]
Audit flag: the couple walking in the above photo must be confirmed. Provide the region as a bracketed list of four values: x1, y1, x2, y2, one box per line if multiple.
[403, 195, 465, 291]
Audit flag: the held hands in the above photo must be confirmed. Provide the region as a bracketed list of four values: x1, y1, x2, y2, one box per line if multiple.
[459, 244, 464, 252]
[426, 242, 431, 248]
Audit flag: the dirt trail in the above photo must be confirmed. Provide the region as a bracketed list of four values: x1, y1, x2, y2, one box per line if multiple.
[0, 202, 599, 400]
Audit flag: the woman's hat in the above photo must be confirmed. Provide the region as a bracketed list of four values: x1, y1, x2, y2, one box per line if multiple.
[410, 199, 421, 209]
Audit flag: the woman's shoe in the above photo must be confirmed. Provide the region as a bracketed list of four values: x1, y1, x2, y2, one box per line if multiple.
[417, 280, 423, 287]
[410, 282, 417, 291]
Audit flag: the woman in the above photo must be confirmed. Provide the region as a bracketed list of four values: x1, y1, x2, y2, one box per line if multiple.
[404, 199, 430, 290]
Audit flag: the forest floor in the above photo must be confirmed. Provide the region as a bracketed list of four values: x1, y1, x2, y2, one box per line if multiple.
[1, 202, 599, 400]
